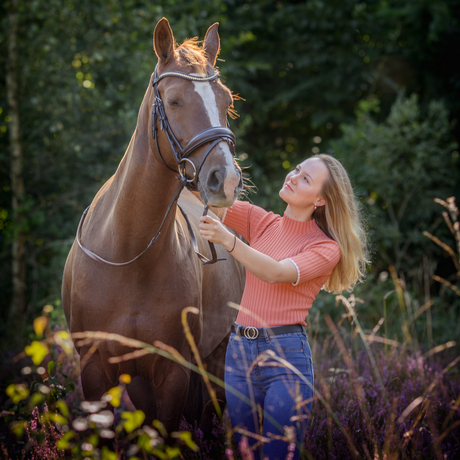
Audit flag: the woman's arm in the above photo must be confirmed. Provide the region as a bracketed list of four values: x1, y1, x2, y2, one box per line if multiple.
[199, 215, 298, 284]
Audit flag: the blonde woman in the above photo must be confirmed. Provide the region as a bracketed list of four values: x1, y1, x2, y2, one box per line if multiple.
[199, 154, 369, 460]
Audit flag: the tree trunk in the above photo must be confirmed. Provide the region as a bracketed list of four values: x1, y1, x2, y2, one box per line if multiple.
[7, 0, 27, 321]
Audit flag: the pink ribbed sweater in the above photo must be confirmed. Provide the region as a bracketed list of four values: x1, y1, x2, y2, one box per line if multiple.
[224, 200, 341, 327]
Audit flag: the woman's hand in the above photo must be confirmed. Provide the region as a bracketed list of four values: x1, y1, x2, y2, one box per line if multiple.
[199, 215, 298, 284]
[199, 215, 235, 251]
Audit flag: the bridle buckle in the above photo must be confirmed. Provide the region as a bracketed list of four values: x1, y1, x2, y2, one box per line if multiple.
[243, 327, 259, 340]
[179, 158, 197, 183]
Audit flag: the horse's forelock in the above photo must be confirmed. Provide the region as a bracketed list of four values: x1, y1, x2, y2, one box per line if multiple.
[175, 38, 209, 70]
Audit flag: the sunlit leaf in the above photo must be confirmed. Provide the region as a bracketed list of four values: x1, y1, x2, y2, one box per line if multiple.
[121, 410, 145, 433]
[10, 420, 27, 438]
[24, 341, 49, 366]
[101, 446, 118, 460]
[165, 446, 181, 458]
[33, 316, 48, 338]
[119, 373, 131, 384]
[104, 386, 123, 407]
[172, 431, 199, 452]
[54, 331, 74, 355]
[152, 419, 168, 438]
[47, 412, 68, 425]
[6, 383, 29, 404]
[47, 360, 56, 375]
[56, 430, 74, 450]
[57, 400, 69, 417]
[28, 392, 44, 409]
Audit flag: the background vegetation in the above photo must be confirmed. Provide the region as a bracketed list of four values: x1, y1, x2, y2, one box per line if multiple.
[1, 0, 460, 458]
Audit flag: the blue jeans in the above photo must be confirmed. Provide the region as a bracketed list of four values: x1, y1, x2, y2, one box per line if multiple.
[225, 326, 314, 460]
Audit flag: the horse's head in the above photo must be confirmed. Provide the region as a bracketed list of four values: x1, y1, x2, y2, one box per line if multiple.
[150, 18, 243, 207]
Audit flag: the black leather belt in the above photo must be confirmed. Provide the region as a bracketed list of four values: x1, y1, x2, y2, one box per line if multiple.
[231, 324, 305, 340]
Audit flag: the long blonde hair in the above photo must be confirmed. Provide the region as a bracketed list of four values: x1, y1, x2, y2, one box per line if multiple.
[312, 154, 369, 293]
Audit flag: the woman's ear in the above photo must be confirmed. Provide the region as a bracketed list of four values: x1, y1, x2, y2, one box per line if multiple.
[316, 198, 326, 207]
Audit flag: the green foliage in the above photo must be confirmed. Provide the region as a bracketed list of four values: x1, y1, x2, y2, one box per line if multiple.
[329, 94, 458, 278]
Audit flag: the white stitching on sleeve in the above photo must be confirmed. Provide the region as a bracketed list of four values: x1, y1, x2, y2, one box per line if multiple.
[287, 258, 300, 286]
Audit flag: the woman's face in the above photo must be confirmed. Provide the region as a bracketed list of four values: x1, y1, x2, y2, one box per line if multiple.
[279, 157, 329, 210]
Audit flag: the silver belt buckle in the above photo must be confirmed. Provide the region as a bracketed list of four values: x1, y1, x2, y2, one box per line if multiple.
[243, 327, 259, 340]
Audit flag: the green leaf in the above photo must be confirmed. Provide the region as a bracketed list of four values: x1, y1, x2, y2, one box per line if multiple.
[6, 384, 29, 404]
[47, 360, 56, 375]
[24, 341, 49, 366]
[28, 392, 44, 409]
[101, 446, 118, 460]
[172, 431, 199, 452]
[56, 430, 74, 450]
[57, 400, 69, 417]
[104, 386, 123, 407]
[165, 446, 181, 458]
[121, 410, 145, 433]
[10, 421, 26, 438]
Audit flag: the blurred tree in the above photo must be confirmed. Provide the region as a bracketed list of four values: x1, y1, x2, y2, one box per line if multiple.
[329, 94, 458, 281]
[5, 0, 26, 321]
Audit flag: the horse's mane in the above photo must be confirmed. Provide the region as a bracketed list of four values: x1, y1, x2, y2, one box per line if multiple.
[175, 38, 209, 69]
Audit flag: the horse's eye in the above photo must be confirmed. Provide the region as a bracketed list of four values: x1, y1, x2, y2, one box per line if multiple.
[168, 100, 181, 107]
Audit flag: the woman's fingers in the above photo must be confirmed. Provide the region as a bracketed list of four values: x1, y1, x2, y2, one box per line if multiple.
[199, 215, 225, 244]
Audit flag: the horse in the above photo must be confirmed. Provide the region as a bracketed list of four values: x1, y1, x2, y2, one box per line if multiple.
[62, 17, 245, 433]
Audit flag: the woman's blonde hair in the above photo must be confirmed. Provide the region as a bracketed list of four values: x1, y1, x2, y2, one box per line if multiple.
[312, 154, 370, 293]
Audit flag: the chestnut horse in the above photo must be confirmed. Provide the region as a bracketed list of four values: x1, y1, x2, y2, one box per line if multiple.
[62, 18, 245, 432]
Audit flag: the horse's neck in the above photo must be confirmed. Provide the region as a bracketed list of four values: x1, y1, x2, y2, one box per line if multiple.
[95, 95, 179, 248]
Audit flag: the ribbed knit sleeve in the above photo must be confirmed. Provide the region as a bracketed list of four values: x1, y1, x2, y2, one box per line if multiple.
[289, 240, 341, 286]
[223, 201, 269, 243]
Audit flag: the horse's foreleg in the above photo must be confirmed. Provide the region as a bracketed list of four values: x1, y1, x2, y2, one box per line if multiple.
[197, 336, 229, 433]
[154, 362, 191, 434]
[80, 347, 119, 402]
[127, 376, 158, 424]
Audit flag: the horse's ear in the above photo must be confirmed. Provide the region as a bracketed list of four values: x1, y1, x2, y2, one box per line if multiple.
[154, 17, 175, 64]
[203, 23, 220, 67]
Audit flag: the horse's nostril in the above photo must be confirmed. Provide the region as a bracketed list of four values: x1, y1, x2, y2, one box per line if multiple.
[207, 168, 223, 192]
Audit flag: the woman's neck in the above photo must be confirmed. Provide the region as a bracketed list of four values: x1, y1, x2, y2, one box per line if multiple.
[284, 204, 313, 222]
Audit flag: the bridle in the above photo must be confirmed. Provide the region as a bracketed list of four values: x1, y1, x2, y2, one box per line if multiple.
[151, 66, 236, 187]
[76, 65, 238, 266]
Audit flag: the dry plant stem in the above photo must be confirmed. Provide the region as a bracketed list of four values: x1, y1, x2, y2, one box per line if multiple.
[382, 289, 396, 354]
[382, 398, 399, 458]
[389, 266, 412, 344]
[180, 306, 221, 419]
[79, 339, 101, 372]
[75, 329, 285, 439]
[422, 341, 456, 359]
[71, 330, 257, 412]
[412, 299, 433, 320]
[441, 394, 460, 431]
[423, 231, 460, 273]
[336, 296, 390, 407]
[434, 196, 460, 259]
[432, 275, 460, 296]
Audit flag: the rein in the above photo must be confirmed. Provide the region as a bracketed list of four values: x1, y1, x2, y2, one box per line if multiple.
[76, 65, 236, 266]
